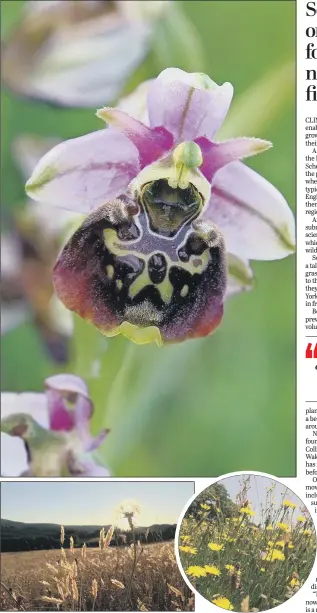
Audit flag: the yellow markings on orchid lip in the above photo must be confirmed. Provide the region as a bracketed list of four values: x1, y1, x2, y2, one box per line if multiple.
[128, 268, 173, 304]
[103, 228, 210, 303]
[106, 264, 114, 280]
[180, 284, 189, 298]
[104, 322, 163, 346]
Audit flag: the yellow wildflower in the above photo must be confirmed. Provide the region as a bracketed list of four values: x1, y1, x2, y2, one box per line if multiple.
[276, 540, 285, 548]
[200, 503, 211, 510]
[225, 565, 235, 572]
[179, 546, 197, 554]
[283, 500, 296, 509]
[297, 516, 306, 523]
[289, 577, 301, 587]
[212, 596, 234, 610]
[266, 524, 274, 531]
[260, 568, 265, 572]
[180, 535, 191, 542]
[216, 507, 221, 513]
[277, 522, 291, 532]
[304, 529, 312, 536]
[240, 506, 255, 516]
[186, 566, 207, 578]
[204, 565, 221, 576]
[208, 542, 223, 551]
[263, 548, 285, 562]
[232, 517, 240, 523]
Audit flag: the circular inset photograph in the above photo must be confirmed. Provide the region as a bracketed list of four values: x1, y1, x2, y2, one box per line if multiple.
[176, 474, 316, 611]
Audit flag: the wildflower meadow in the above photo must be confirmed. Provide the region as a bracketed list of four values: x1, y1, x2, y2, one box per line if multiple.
[178, 477, 316, 611]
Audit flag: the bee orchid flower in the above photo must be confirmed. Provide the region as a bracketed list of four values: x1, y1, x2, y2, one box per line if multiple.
[26, 68, 295, 346]
[1, 374, 110, 477]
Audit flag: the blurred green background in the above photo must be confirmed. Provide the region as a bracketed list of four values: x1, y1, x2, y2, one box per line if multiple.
[1, 1, 295, 476]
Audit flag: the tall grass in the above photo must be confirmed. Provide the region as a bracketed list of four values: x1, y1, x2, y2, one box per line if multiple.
[1, 532, 193, 611]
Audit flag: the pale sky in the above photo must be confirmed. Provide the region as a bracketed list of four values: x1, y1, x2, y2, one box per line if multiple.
[220, 475, 306, 524]
[1, 481, 194, 527]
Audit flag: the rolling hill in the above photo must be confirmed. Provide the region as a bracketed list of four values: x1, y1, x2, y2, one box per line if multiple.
[0, 518, 176, 552]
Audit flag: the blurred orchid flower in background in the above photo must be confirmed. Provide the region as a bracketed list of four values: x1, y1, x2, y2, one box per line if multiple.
[1, 374, 110, 477]
[1, 135, 81, 362]
[1, 0, 203, 107]
[26, 68, 295, 346]
[26, 68, 295, 345]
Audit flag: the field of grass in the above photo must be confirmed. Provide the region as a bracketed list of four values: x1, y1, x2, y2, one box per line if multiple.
[178, 488, 316, 611]
[1, 541, 193, 612]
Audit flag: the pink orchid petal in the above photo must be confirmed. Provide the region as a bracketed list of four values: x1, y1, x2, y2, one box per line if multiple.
[45, 389, 75, 432]
[73, 395, 108, 452]
[45, 374, 89, 398]
[117, 79, 153, 124]
[96, 108, 173, 167]
[203, 161, 295, 260]
[147, 68, 233, 143]
[74, 394, 93, 435]
[45, 375, 92, 433]
[25, 128, 140, 213]
[197, 137, 272, 182]
[86, 429, 110, 453]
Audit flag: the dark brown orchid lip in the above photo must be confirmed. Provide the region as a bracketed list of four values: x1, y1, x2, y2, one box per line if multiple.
[53, 179, 227, 344]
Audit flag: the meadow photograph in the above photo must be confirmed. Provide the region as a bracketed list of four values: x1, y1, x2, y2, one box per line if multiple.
[1, 0, 295, 479]
[177, 475, 316, 611]
[0, 480, 194, 611]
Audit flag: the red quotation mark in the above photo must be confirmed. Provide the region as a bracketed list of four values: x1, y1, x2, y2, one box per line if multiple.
[306, 343, 317, 358]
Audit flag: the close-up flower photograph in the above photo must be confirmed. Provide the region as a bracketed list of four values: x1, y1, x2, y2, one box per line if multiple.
[177, 475, 316, 611]
[1, 0, 295, 478]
